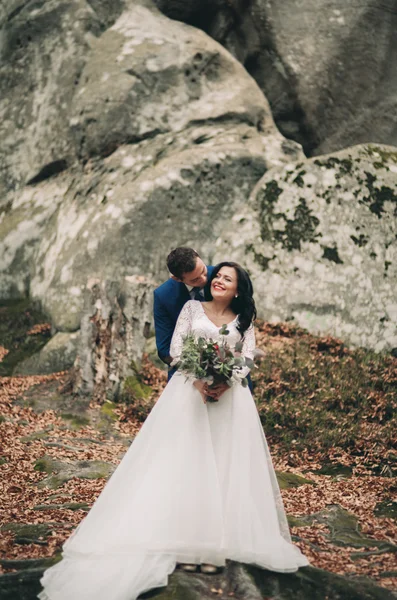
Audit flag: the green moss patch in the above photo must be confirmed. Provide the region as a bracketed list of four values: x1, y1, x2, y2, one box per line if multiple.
[119, 374, 154, 422]
[276, 471, 314, 490]
[100, 400, 118, 421]
[122, 375, 152, 400]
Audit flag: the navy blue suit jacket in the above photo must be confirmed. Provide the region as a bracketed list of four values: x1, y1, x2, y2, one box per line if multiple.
[153, 266, 214, 367]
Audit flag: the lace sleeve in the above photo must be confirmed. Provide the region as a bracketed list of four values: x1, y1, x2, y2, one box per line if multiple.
[233, 323, 256, 384]
[170, 300, 194, 361]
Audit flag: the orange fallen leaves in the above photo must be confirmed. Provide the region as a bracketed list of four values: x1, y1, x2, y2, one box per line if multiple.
[0, 337, 396, 591]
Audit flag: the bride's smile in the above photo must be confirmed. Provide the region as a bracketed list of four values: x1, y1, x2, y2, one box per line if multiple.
[211, 266, 238, 301]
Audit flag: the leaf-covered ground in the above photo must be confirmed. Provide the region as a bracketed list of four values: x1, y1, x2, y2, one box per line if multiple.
[0, 320, 396, 593]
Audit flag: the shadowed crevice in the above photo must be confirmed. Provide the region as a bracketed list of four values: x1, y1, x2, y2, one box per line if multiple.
[26, 160, 68, 185]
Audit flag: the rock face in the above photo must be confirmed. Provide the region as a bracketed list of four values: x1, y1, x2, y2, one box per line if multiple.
[1, 0, 397, 371]
[0, 0, 125, 195]
[0, 0, 300, 339]
[0, 559, 395, 600]
[154, 0, 397, 156]
[215, 144, 397, 352]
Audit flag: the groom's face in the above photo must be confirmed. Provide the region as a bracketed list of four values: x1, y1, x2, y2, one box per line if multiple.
[179, 258, 208, 288]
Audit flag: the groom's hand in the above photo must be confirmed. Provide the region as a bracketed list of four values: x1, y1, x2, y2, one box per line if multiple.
[205, 382, 229, 400]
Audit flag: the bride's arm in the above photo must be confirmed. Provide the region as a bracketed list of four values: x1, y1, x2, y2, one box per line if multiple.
[233, 323, 256, 383]
[170, 301, 208, 402]
[169, 300, 193, 362]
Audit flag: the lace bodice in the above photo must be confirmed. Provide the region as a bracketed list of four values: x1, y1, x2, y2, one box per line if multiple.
[170, 300, 255, 381]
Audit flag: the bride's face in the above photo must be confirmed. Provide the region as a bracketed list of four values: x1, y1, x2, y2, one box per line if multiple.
[211, 266, 238, 303]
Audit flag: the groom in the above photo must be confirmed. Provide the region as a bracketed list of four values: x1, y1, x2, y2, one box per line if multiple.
[154, 247, 253, 397]
[154, 247, 212, 368]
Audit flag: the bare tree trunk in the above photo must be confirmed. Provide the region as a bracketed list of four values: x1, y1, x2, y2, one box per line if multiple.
[72, 275, 154, 401]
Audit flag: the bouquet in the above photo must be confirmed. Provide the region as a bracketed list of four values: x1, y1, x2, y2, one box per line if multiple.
[172, 325, 254, 402]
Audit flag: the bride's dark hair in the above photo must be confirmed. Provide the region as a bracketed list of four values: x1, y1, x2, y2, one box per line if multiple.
[208, 262, 256, 337]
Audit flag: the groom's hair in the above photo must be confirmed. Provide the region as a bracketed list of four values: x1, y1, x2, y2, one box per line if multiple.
[167, 247, 200, 280]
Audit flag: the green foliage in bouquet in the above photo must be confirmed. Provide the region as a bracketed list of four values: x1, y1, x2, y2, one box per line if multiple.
[173, 327, 254, 399]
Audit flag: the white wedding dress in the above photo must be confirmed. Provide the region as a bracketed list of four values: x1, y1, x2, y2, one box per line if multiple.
[38, 300, 309, 600]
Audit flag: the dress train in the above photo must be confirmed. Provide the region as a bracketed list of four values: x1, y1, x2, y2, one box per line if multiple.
[38, 373, 309, 600]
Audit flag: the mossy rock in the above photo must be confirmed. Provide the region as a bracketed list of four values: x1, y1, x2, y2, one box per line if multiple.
[374, 500, 397, 520]
[34, 455, 115, 489]
[33, 456, 58, 474]
[120, 375, 154, 422]
[287, 515, 309, 528]
[379, 570, 397, 578]
[20, 429, 53, 443]
[75, 437, 107, 446]
[59, 413, 90, 429]
[16, 379, 90, 421]
[246, 563, 396, 600]
[33, 502, 89, 511]
[122, 375, 153, 401]
[0, 555, 61, 572]
[0, 523, 52, 545]
[100, 400, 118, 421]
[0, 557, 61, 600]
[140, 561, 396, 600]
[301, 504, 397, 551]
[0, 558, 394, 600]
[276, 471, 314, 489]
[140, 570, 210, 599]
[47, 493, 73, 500]
[14, 331, 79, 376]
[43, 441, 85, 452]
[310, 463, 353, 479]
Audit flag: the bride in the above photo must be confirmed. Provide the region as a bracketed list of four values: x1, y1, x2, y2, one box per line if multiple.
[38, 262, 309, 600]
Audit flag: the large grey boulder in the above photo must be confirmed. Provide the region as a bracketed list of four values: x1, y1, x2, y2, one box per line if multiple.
[154, 0, 397, 156]
[27, 134, 276, 331]
[0, 0, 124, 196]
[215, 144, 397, 352]
[69, 1, 277, 159]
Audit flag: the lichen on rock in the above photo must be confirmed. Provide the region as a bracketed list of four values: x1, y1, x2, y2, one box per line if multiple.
[215, 144, 397, 352]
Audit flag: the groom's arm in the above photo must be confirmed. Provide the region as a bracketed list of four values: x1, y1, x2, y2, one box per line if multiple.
[153, 290, 174, 365]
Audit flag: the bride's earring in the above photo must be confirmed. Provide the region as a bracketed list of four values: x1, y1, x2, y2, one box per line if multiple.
[235, 294, 238, 298]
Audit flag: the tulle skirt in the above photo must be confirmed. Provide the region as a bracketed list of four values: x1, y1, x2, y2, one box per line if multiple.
[38, 373, 309, 600]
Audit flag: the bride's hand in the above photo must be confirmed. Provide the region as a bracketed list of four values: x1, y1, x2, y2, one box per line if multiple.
[207, 382, 229, 400]
[193, 380, 207, 403]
